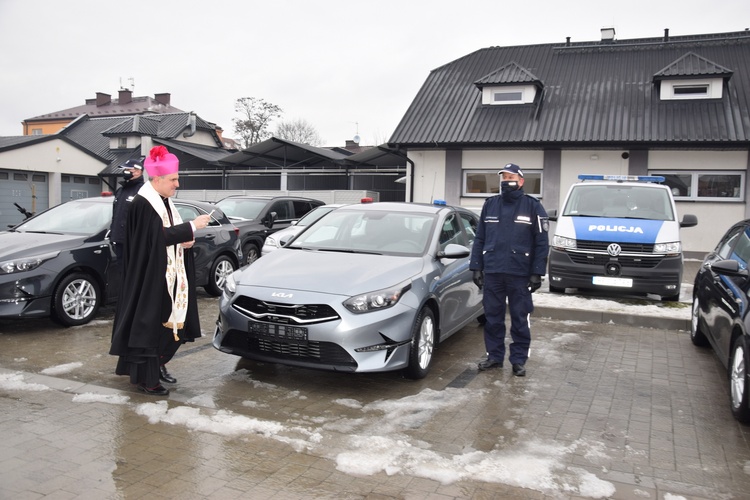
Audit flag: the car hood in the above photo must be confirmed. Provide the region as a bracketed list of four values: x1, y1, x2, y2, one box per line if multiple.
[0, 232, 87, 260]
[237, 249, 425, 296]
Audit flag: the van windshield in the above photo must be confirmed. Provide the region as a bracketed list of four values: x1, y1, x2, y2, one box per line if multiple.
[563, 185, 675, 221]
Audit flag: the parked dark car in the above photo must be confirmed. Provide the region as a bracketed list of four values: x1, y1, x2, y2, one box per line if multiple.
[213, 201, 484, 379]
[691, 219, 750, 422]
[0, 195, 241, 327]
[215, 196, 324, 265]
[172, 199, 243, 296]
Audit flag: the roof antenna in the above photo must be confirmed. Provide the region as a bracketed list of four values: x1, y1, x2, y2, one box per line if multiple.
[353, 121, 360, 144]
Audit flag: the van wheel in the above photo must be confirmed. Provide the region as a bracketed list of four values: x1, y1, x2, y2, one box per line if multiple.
[404, 307, 436, 379]
[661, 289, 681, 302]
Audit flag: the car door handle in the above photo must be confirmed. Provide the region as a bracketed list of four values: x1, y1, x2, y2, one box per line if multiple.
[204, 234, 215, 240]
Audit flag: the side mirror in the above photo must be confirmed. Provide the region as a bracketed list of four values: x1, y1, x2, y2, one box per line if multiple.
[437, 243, 470, 259]
[711, 259, 749, 282]
[680, 214, 698, 228]
[547, 209, 558, 222]
[263, 211, 278, 229]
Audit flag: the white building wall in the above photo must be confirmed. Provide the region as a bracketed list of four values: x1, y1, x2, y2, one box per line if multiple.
[649, 150, 748, 255]
[407, 150, 446, 203]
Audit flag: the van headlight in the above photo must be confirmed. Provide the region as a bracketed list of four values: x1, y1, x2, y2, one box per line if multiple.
[654, 241, 681, 255]
[552, 235, 577, 250]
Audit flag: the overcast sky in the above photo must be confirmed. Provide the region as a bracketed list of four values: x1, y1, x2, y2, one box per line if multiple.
[0, 0, 747, 147]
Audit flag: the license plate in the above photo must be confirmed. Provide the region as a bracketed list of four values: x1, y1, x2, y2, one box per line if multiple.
[248, 320, 308, 343]
[592, 276, 633, 288]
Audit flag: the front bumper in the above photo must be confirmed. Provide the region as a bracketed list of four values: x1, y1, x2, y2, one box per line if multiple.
[212, 287, 419, 373]
[548, 247, 683, 297]
[0, 274, 54, 318]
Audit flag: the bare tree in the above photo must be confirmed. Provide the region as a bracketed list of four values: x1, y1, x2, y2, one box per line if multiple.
[233, 97, 283, 148]
[274, 118, 323, 146]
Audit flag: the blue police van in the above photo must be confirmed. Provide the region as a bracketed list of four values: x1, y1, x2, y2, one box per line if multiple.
[547, 174, 698, 301]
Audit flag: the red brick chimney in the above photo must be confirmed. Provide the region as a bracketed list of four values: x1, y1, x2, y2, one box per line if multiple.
[154, 93, 171, 106]
[95, 92, 111, 106]
[118, 89, 132, 104]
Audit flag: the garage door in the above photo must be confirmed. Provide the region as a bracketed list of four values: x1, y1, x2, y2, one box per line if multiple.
[0, 169, 49, 229]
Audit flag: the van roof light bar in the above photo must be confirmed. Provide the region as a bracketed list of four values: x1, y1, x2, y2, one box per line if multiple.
[578, 174, 665, 183]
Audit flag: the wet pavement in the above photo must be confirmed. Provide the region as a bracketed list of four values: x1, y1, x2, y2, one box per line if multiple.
[3, 261, 750, 499]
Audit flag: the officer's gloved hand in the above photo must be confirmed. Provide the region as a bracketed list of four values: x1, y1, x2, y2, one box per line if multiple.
[528, 274, 542, 293]
[472, 270, 484, 290]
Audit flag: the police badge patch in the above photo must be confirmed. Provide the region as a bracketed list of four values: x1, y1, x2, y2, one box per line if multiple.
[538, 215, 549, 233]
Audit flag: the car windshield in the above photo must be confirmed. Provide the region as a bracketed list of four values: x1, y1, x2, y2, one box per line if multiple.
[563, 185, 675, 221]
[296, 206, 337, 227]
[215, 199, 268, 220]
[15, 200, 112, 235]
[288, 209, 436, 256]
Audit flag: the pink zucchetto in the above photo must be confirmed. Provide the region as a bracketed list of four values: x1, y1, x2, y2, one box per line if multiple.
[144, 145, 179, 177]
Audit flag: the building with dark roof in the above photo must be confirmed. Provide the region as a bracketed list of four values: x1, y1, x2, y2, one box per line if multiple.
[388, 28, 750, 253]
[22, 89, 184, 136]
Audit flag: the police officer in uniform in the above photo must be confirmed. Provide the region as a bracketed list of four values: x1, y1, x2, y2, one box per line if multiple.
[470, 163, 550, 376]
[110, 158, 145, 261]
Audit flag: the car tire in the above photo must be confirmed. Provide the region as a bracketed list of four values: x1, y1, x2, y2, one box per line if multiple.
[477, 314, 486, 325]
[690, 295, 709, 347]
[51, 272, 101, 326]
[243, 243, 260, 266]
[204, 255, 236, 296]
[404, 306, 436, 380]
[730, 336, 750, 423]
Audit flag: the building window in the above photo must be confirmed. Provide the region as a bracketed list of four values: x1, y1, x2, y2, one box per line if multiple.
[32, 174, 46, 182]
[463, 170, 542, 197]
[481, 85, 536, 105]
[660, 78, 722, 100]
[653, 171, 744, 201]
[31, 128, 43, 135]
[118, 137, 128, 149]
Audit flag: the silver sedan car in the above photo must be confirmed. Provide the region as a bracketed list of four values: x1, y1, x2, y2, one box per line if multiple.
[213, 201, 483, 379]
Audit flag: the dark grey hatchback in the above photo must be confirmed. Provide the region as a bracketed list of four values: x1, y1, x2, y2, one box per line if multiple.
[691, 219, 750, 422]
[0, 195, 241, 326]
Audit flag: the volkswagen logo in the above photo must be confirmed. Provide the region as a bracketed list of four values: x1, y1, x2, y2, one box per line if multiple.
[607, 243, 621, 256]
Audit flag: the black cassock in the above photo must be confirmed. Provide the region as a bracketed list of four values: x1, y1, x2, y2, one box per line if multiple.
[110, 194, 201, 387]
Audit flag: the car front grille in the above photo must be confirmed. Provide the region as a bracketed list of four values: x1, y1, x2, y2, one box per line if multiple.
[221, 330, 357, 367]
[232, 296, 340, 324]
[568, 253, 662, 268]
[577, 240, 655, 253]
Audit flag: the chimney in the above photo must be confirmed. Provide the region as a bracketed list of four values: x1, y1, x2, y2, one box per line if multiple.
[118, 89, 132, 104]
[600, 27, 616, 43]
[95, 92, 111, 106]
[154, 93, 171, 106]
[664, 28, 670, 42]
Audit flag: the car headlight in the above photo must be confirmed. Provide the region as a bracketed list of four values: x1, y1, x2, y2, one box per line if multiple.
[265, 236, 278, 248]
[0, 251, 59, 274]
[343, 282, 412, 314]
[654, 241, 681, 255]
[223, 271, 238, 295]
[552, 235, 577, 250]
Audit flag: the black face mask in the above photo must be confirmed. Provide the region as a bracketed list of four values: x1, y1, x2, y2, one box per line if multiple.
[501, 180, 519, 194]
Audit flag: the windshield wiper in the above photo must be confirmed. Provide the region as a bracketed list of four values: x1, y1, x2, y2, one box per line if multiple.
[294, 247, 382, 255]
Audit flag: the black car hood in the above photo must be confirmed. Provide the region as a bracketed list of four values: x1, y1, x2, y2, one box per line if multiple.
[0, 231, 89, 260]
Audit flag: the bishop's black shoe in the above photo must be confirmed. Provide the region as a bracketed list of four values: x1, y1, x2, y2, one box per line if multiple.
[159, 365, 177, 384]
[137, 384, 169, 396]
[512, 364, 526, 377]
[478, 358, 503, 371]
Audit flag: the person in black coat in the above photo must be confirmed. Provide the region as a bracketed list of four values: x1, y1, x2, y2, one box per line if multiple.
[110, 146, 211, 396]
[470, 163, 550, 377]
[110, 158, 145, 261]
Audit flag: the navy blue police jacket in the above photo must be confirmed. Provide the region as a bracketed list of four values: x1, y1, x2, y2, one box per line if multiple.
[470, 189, 550, 277]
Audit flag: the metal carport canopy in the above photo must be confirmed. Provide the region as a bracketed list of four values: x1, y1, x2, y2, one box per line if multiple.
[211, 137, 348, 170]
